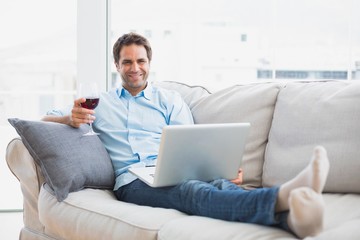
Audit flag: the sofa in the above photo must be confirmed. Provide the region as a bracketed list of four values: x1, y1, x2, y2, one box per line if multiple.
[6, 80, 360, 240]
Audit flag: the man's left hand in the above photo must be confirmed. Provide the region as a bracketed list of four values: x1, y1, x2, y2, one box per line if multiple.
[230, 168, 243, 186]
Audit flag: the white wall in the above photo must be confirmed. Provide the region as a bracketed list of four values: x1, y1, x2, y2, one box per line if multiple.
[77, 0, 111, 92]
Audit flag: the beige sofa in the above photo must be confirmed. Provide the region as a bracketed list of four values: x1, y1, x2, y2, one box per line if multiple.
[6, 80, 360, 240]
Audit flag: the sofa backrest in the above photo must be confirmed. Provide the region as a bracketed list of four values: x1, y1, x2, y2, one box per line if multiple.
[158, 80, 360, 193]
[152, 81, 211, 108]
[156, 81, 284, 188]
[191, 83, 283, 188]
[263, 80, 360, 193]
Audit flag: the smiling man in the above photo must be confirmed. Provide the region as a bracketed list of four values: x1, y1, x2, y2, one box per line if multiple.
[43, 32, 330, 239]
[114, 36, 150, 96]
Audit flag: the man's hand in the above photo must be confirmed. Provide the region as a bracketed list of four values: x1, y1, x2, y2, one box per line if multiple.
[42, 98, 96, 128]
[230, 168, 243, 186]
[69, 98, 96, 128]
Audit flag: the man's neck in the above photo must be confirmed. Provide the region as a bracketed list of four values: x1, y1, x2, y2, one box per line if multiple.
[123, 82, 148, 96]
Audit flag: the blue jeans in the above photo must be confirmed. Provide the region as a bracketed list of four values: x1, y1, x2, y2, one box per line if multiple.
[114, 179, 289, 230]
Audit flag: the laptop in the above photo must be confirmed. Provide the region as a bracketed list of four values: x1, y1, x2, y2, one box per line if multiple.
[128, 123, 250, 187]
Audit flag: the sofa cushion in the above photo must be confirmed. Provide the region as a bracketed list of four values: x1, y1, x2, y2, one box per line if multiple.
[158, 193, 360, 240]
[263, 81, 360, 193]
[152, 81, 211, 108]
[159, 215, 295, 240]
[38, 185, 186, 240]
[8, 118, 115, 201]
[191, 82, 283, 188]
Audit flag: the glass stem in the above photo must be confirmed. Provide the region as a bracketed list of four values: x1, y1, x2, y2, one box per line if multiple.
[89, 122, 94, 133]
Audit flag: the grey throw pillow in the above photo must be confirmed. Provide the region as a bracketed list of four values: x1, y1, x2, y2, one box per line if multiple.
[8, 118, 115, 202]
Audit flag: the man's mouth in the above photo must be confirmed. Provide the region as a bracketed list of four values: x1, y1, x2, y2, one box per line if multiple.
[128, 73, 142, 79]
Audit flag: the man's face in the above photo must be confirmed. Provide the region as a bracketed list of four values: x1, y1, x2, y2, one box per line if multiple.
[115, 44, 150, 96]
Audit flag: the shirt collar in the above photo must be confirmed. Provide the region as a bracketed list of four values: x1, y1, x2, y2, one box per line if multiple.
[117, 82, 152, 101]
[142, 83, 152, 100]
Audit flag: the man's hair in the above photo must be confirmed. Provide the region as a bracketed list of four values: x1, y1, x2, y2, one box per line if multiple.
[113, 32, 152, 63]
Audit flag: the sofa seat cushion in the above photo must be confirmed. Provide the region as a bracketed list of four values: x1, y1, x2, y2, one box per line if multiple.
[159, 216, 295, 240]
[158, 194, 360, 240]
[38, 185, 187, 240]
[314, 193, 360, 240]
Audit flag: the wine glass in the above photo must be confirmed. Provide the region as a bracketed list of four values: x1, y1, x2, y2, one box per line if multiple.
[78, 82, 100, 136]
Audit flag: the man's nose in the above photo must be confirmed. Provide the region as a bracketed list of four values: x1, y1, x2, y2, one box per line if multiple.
[130, 62, 139, 71]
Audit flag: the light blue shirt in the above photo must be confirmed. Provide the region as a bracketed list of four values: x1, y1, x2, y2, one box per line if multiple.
[48, 83, 194, 190]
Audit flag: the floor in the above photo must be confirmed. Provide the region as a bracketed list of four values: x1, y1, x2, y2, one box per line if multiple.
[0, 211, 23, 239]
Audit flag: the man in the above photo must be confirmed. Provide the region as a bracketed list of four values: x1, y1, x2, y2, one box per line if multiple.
[43, 32, 330, 238]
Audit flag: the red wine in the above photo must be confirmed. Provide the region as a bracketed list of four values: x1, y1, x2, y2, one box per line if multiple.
[81, 98, 99, 110]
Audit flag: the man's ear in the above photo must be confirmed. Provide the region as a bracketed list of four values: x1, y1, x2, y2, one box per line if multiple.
[115, 62, 120, 69]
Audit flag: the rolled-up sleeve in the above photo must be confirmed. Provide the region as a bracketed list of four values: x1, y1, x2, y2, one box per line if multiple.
[46, 105, 72, 116]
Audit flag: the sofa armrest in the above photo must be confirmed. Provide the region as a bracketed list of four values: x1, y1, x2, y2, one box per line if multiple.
[6, 138, 46, 234]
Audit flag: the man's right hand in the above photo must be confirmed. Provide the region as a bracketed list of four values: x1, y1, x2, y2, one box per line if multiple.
[41, 98, 96, 128]
[69, 98, 96, 128]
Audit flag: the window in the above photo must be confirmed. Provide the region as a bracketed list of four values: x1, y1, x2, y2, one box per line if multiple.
[110, 0, 360, 92]
[2, 0, 359, 210]
[0, 0, 76, 209]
